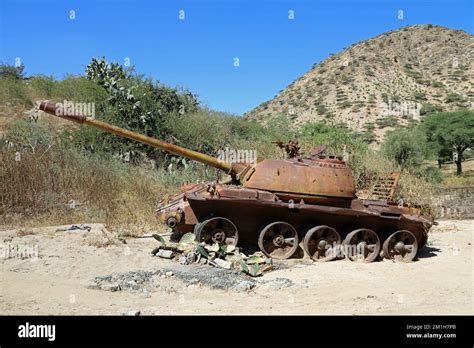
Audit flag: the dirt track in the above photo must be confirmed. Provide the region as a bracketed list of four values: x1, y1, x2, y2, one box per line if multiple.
[0, 220, 472, 315]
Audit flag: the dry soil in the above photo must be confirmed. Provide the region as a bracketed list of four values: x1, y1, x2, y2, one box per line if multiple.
[0, 220, 472, 315]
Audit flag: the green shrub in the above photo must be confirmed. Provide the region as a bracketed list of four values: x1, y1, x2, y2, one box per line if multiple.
[445, 93, 463, 103]
[28, 75, 56, 99]
[381, 128, 431, 169]
[420, 103, 444, 115]
[376, 115, 399, 128]
[340, 101, 352, 109]
[422, 166, 444, 183]
[412, 91, 427, 101]
[0, 78, 32, 106]
[0, 63, 25, 80]
[53, 75, 108, 102]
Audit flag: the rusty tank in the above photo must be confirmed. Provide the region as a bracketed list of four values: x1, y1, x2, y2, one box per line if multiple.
[40, 101, 433, 262]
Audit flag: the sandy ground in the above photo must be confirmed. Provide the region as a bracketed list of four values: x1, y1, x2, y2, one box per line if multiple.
[0, 220, 472, 315]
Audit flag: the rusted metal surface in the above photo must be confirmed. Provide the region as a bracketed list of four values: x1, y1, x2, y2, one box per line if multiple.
[195, 217, 239, 246]
[342, 228, 381, 262]
[164, 185, 431, 252]
[258, 222, 299, 259]
[242, 158, 356, 201]
[303, 225, 340, 262]
[382, 230, 418, 262]
[370, 172, 401, 201]
[40, 100, 433, 261]
[39, 101, 243, 173]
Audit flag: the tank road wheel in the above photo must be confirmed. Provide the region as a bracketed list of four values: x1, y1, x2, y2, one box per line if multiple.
[303, 225, 341, 262]
[194, 217, 239, 246]
[383, 230, 418, 262]
[258, 222, 299, 259]
[342, 228, 381, 263]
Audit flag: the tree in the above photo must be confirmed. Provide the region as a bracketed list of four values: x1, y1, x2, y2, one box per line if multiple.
[76, 57, 199, 164]
[0, 62, 25, 80]
[381, 128, 430, 169]
[422, 110, 474, 175]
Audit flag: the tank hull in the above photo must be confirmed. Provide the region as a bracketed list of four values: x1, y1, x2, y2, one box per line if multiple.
[185, 196, 429, 247]
[156, 183, 432, 258]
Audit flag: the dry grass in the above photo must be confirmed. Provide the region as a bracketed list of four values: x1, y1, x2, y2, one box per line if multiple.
[349, 150, 439, 219]
[441, 159, 474, 187]
[15, 228, 37, 237]
[443, 173, 474, 187]
[0, 144, 176, 234]
[82, 228, 121, 248]
[396, 174, 439, 219]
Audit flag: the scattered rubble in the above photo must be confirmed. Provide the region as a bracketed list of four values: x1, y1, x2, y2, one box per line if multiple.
[151, 232, 274, 277]
[211, 258, 232, 269]
[89, 270, 160, 292]
[162, 264, 258, 291]
[89, 267, 260, 293]
[56, 224, 91, 232]
[156, 250, 173, 259]
[89, 233, 299, 294]
[260, 277, 296, 290]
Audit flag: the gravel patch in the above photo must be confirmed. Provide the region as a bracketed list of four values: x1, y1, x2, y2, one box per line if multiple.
[260, 277, 296, 290]
[163, 264, 258, 292]
[90, 264, 300, 294]
[88, 270, 160, 292]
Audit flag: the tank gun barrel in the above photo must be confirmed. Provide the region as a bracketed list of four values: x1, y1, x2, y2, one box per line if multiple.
[39, 101, 245, 174]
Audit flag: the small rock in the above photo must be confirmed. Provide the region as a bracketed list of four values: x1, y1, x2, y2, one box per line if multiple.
[122, 310, 140, 316]
[262, 277, 295, 290]
[199, 258, 207, 265]
[186, 252, 197, 264]
[179, 256, 188, 265]
[103, 284, 120, 292]
[165, 271, 174, 277]
[156, 250, 173, 259]
[213, 258, 231, 269]
[233, 280, 256, 292]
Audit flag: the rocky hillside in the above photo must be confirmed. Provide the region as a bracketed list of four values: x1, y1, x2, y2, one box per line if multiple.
[246, 25, 473, 143]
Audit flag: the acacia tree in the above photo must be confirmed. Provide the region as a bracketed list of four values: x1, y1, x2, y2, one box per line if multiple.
[422, 110, 474, 175]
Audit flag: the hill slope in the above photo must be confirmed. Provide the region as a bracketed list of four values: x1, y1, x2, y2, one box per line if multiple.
[246, 25, 473, 143]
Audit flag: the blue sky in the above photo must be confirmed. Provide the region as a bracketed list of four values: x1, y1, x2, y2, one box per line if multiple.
[0, 0, 472, 115]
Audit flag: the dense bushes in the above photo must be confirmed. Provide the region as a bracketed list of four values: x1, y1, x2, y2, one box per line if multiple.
[0, 77, 32, 106]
